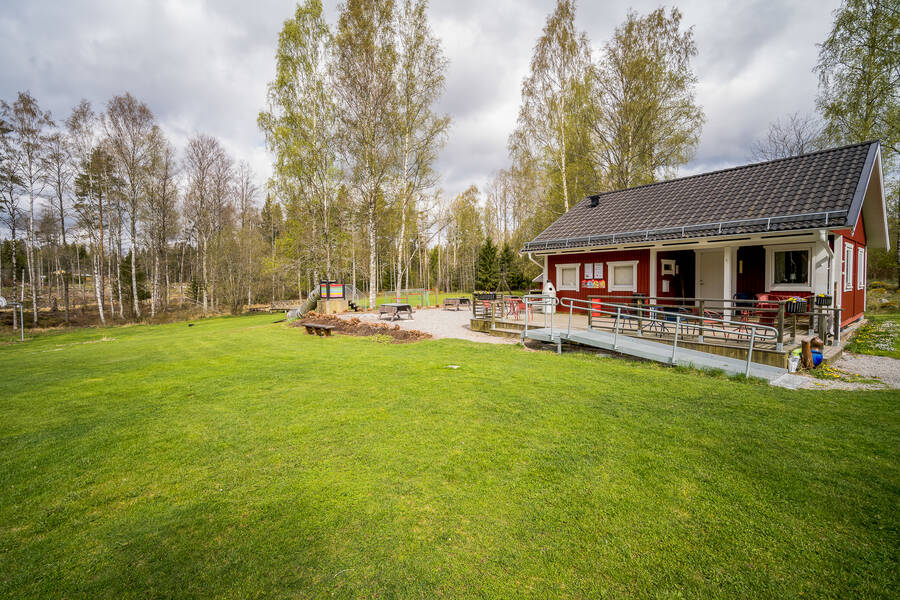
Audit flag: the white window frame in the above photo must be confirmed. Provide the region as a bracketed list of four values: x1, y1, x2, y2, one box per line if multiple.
[555, 263, 580, 292]
[857, 247, 866, 290]
[660, 259, 676, 276]
[607, 260, 639, 292]
[766, 244, 813, 292]
[844, 243, 854, 292]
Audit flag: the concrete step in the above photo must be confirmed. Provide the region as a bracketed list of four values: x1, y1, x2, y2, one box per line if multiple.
[488, 327, 524, 339]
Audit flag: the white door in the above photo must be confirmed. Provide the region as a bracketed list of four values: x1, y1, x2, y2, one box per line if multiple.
[697, 250, 724, 299]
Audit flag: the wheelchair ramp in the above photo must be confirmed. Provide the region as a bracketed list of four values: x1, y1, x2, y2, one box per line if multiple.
[524, 327, 787, 382]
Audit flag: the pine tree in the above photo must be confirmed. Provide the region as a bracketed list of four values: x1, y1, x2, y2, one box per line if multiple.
[475, 238, 499, 291]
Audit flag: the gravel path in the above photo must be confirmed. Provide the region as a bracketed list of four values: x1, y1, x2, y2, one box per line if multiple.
[792, 352, 900, 390]
[338, 308, 516, 344]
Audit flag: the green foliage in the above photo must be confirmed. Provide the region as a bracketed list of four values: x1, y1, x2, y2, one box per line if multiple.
[511, 0, 592, 213]
[0, 315, 897, 597]
[816, 0, 900, 284]
[499, 242, 526, 290]
[475, 237, 499, 291]
[119, 251, 150, 306]
[591, 7, 704, 189]
[815, 0, 900, 161]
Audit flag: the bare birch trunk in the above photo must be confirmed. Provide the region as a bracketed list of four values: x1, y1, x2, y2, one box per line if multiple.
[26, 196, 37, 324]
[201, 237, 209, 314]
[93, 253, 105, 324]
[130, 224, 141, 318]
[368, 193, 377, 309]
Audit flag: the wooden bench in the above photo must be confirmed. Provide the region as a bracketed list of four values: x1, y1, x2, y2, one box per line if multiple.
[303, 323, 335, 336]
[443, 297, 460, 310]
[379, 303, 414, 321]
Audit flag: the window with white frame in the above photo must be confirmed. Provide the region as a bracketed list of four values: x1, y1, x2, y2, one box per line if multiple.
[555, 263, 580, 291]
[844, 243, 854, 291]
[772, 249, 810, 286]
[608, 260, 638, 292]
[857, 247, 866, 290]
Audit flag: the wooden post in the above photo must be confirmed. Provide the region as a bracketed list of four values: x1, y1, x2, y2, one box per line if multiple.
[791, 314, 797, 343]
[801, 339, 813, 369]
[698, 299, 705, 343]
[776, 302, 785, 352]
[833, 308, 842, 344]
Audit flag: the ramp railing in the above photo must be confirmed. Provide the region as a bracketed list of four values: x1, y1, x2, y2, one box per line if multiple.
[522, 294, 559, 343]
[557, 296, 780, 377]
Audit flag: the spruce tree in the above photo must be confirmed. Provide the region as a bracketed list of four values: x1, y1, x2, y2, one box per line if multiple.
[475, 238, 499, 291]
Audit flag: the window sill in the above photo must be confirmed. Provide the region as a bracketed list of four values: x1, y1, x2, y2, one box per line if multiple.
[770, 283, 812, 292]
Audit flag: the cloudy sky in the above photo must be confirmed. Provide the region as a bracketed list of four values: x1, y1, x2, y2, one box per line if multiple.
[0, 0, 840, 199]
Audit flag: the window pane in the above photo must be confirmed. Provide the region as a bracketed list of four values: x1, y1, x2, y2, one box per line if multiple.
[561, 267, 576, 286]
[773, 250, 808, 284]
[613, 265, 633, 286]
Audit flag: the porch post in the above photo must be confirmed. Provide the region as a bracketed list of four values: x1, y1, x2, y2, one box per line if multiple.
[649, 249, 657, 305]
[723, 248, 735, 319]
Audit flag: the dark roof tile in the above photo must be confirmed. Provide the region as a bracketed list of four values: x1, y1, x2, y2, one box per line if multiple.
[523, 141, 877, 252]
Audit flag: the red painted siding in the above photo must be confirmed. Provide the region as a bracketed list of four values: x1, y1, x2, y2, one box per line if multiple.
[656, 250, 695, 305]
[548, 249, 650, 312]
[736, 246, 766, 295]
[836, 217, 867, 325]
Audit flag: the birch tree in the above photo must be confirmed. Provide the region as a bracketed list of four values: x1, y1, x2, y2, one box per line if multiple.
[43, 132, 73, 323]
[0, 119, 22, 328]
[259, 0, 340, 279]
[184, 134, 228, 314]
[146, 132, 178, 316]
[2, 92, 52, 325]
[392, 0, 449, 298]
[513, 0, 591, 213]
[590, 8, 704, 189]
[332, 0, 397, 308]
[67, 101, 107, 323]
[104, 93, 156, 318]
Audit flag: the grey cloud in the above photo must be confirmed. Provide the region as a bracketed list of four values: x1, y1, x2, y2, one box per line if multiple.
[0, 0, 841, 201]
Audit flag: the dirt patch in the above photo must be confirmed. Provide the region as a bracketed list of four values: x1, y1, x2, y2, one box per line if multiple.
[292, 312, 431, 343]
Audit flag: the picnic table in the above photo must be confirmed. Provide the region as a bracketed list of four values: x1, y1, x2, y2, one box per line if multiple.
[442, 297, 471, 311]
[379, 302, 414, 321]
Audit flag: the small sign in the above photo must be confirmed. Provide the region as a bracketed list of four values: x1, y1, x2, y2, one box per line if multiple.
[594, 263, 604, 279]
[584, 263, 593, 279]
[581, 279, 607, 289]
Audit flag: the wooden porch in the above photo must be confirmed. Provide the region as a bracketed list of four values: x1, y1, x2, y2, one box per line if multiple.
[471, 294, 847, 368]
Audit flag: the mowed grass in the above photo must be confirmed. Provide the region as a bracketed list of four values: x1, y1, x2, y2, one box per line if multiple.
[0, 315, 897, 599]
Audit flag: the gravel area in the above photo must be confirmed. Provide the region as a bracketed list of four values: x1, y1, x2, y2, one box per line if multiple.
[793, 352, 900, 390]
[338, 307, 516, 344]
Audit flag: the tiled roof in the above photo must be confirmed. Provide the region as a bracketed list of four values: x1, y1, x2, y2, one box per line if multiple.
[523, 141, 879, 252]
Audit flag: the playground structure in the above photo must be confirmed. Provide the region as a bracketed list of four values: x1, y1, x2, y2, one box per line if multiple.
[318, 280, 350, 314]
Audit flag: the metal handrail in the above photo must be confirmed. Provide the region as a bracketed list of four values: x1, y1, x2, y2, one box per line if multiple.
[557, 296, 779, 377]
[522, 294, 559, 344]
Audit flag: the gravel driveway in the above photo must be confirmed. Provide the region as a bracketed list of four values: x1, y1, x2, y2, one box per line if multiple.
[339, 307, 516, 344]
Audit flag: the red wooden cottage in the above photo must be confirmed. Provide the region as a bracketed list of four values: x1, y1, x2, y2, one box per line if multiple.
[522, 141, 889, 328]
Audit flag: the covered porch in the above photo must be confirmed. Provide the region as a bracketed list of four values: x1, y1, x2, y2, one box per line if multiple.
[471, 287, 845, 369]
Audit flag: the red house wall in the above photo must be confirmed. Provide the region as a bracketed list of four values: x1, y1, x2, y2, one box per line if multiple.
[836, 217, 867, 325]
[656, 250, 695, 304]
[547, 249, 650, 311]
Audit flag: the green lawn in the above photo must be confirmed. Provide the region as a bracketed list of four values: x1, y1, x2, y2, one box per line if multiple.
[845, 313, 900, 359]
[0, 315, 897, 598]
[359, 290, 475, 309]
